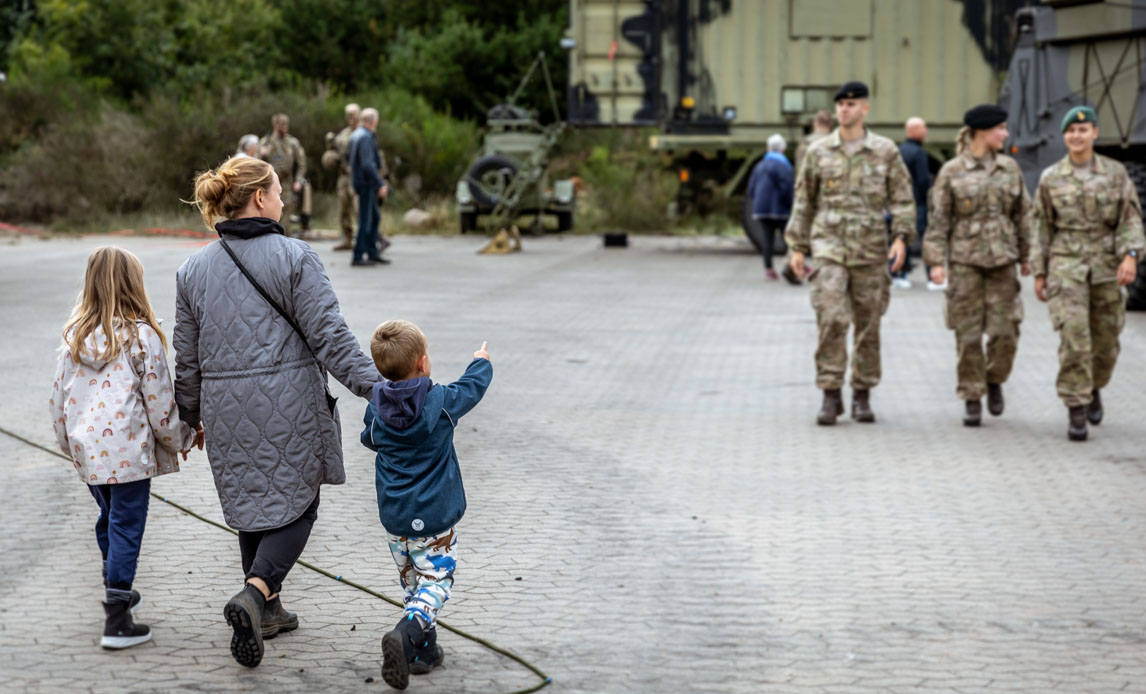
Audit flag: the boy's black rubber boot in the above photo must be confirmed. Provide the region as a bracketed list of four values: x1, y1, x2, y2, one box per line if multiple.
[261, 597, 299, 639]
[410, 626, 445, 675]
[381, 614, 425, 690]
[100, 597, 152, 650]
[223, 583, 265, 667]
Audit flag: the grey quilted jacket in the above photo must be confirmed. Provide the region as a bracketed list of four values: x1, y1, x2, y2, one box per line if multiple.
[173, 218, 379, 532]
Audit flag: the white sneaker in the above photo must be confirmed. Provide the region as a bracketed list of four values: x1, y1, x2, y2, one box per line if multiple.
[891, 277, 912, 289]
[927, 280, 947, 291]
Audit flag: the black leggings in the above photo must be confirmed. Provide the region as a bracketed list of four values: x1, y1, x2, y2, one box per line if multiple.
[237, 492, 320, 595]
[761, 218, 784, 270]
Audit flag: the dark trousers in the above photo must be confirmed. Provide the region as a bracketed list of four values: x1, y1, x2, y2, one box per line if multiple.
[353, 185, 380, 261]
[238, 492, 320, 595]
[760, 218, 786, 270]
[90, 478, 151, 591]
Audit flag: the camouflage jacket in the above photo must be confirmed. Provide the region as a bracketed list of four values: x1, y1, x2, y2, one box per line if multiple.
[784, 129, 916, 267]
[332, 126, 354, 178]
[1031, 154, 1145, 284]
[922, 152, 1031, 269]
[259, 133, 307, 182]
[794, 131, 828, 178]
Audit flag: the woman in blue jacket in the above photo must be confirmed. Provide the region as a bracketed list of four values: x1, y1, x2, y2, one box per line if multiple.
[747, 134, 794, 280]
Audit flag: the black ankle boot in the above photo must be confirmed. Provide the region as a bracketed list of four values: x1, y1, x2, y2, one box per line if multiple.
[1087, 390, 1103, 425]
[1068, 406, 1088, 442]
[223, 583, 266, 667]
[261, 596, 298, 639]
[963, 399, 982, 427]
[101, 592, 151, 650]
[102, 566, 142, 613]
[410, 625, 445, 675]
[817, 388, 844, 425]
[382, 614, 425, 690]
[987, 383, 1004, 416]
[852, 389, 875, 423]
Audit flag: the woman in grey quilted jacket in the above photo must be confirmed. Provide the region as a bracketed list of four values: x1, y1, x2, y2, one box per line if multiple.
[174, 156, 380, 668]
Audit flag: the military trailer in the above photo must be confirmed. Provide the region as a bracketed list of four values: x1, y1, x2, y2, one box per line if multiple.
[565, 0, 1024, 217]
[998, 0, 1146, 308]
[457, 54, 576, 234]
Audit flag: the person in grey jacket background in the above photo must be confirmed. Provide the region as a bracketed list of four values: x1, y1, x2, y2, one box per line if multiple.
[176, 155, 380, 668]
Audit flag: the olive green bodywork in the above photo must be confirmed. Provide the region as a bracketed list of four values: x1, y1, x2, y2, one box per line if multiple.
[566, 0, 1015, 214]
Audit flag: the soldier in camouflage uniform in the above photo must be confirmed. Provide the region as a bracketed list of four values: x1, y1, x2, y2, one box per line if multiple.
[259, 113, 307, 237]
[1031, 105, 1145, 441]
[784, 110, 834, 286]
[923, 105, 1032, 427]
[784, 82, 916, 425]
[326, 103, 360, 250]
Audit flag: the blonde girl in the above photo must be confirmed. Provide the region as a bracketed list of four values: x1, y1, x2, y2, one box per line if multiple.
[49, 247, 202, 650]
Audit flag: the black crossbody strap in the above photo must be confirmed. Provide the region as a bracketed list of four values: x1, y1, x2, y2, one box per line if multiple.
[218, 237, 338, 414]
[219, 238, 309, 346]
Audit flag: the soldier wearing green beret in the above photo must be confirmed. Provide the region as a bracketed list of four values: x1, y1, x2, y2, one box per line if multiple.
[923, 104, 1032, 427]
[1031, 105, 1145, 441]
[784, 80, 916, 425]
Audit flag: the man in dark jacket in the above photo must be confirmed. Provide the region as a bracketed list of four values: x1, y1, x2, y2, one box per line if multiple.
[348, 108, 390, 266]
[897, 117, 934, 288]
[747, 133, 795, 281]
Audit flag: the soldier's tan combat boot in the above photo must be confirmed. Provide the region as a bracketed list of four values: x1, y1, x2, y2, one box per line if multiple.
[816, 388, 844, 426]
[851, 389, 875, 423]
[963, 399, 982, 427]
[987, 383, 1004, 416]
[1068, 406, 1088, 442]
[1087, 389, 1103, 425]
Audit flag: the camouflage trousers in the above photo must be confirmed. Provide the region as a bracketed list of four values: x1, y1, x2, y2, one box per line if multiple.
[1046, 258, 1126, 407]
[336, 174, 357, 242]
[279, 176, 298, 235]
[944, 263, 1022, 401]
[387, 527, 458, 628]
[809, 261, 890, 390]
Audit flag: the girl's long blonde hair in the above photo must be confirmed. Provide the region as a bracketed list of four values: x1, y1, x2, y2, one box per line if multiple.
[62, 247, 166, 363]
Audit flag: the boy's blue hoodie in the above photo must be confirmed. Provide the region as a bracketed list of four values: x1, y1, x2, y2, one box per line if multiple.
[361, 358, 492, 537]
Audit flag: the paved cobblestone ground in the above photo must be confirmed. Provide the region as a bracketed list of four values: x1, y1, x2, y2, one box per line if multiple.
[2, 232, 1145, 693]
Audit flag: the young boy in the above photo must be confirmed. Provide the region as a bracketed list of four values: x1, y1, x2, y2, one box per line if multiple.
[361, 320, 493, 690]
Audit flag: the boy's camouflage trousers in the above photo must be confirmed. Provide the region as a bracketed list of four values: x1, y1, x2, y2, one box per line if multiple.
[387, 527, 458, 627]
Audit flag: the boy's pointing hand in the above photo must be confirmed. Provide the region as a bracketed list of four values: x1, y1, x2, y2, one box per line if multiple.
[474, 341, 490, 361]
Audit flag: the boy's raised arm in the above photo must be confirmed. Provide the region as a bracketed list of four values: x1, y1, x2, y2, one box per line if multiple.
[441, 343, 493, 422]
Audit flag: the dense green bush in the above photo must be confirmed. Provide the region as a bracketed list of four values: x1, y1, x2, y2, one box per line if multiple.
[0, 82, 479, 224]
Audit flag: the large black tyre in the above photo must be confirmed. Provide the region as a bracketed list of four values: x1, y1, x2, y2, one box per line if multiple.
[1125, 161, 1146, 311]
[466, 155, 518, 208]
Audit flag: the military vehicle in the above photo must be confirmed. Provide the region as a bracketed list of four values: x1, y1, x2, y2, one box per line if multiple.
[457, 53, 576, 235]
[998, 0, 1146, 308]
[565, 0, 1027, 219]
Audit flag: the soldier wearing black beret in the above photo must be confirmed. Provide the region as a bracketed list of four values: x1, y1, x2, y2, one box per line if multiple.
[785, 79, 915, 425]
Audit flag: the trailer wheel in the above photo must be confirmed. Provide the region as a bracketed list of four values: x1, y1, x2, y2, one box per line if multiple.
[466, 155, 518, 207]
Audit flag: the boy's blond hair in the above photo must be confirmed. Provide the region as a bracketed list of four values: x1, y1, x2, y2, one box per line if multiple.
[371, 320, 427, 381]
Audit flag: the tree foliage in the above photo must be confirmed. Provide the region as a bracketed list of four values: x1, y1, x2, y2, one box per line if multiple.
[2, 0, 568, 120]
